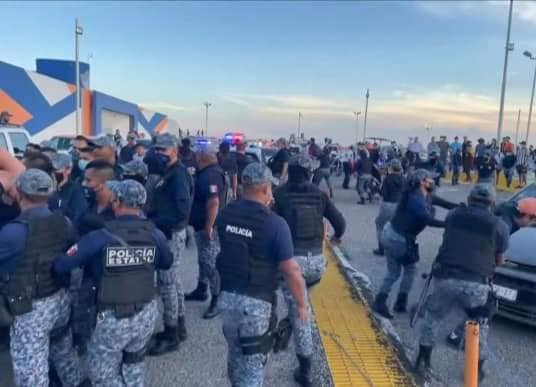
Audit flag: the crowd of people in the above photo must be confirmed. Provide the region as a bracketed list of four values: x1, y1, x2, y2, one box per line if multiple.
[0, 130, 346, 387]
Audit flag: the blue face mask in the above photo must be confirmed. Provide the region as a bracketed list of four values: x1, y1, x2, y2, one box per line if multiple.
[155, 153, 171, 172]
[78, 159, 89, 171]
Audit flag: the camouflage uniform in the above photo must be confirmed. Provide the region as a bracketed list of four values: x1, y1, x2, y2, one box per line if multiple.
[281, 253, 323, 357]
[219, 291, 272, 387]
[194, 231, 220, 296]
[10, 289, 82, 387]
[159, 228, 187, 325]
[420, 278, 490, 360]
[88, 299, 158, 386]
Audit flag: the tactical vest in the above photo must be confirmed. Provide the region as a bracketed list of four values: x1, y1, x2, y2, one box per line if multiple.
[216, 201, 278, 303]
[279, 188, 324, 255]
[435, 205, 497, 279]
[97, 219, 157, 313]
[6, 212, 69, 316]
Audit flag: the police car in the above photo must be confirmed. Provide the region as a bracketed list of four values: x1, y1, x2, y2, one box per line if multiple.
[493, 184, 536, 326]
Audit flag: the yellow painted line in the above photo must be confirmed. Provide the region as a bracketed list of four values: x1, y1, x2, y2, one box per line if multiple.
[310, 246, 415, 387]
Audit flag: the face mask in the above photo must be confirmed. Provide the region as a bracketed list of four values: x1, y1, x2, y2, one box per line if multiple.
[155, 153, 171, 172]
[78, 159, 89, 171]
[426, 181, 435, 193]
[83, 186, 97, 203]
[54, 172, 64, 185]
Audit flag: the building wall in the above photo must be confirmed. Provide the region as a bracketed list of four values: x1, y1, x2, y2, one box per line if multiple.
[0, 59, 171, 142]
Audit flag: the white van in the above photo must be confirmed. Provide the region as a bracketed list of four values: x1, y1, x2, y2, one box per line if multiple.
[0, 126, 31, 157]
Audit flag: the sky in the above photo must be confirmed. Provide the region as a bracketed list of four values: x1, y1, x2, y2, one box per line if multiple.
[2, 1, 536, 144]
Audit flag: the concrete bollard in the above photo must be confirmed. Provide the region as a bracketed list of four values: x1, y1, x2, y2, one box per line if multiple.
[464, 320, 480, 387]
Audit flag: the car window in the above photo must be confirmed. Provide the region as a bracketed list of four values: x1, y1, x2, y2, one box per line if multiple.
[8, 132, 29, 154]
[0, 133, 8, 150]
[509, 184, 536, 203]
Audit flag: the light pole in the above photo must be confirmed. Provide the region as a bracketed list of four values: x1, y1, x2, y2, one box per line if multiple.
[524, 50, 536, 143]
[363, 89, 370, 142]
[203, 101, 211, 136]
[353, 111, 361, 144]
[297, 112, 303, 140]
[75, 18, 83, 136]
[515, 108, 522, 145]
[496, 0, 514, 142]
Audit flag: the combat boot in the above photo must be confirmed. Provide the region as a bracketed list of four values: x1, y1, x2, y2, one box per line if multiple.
[203, 294, 220, 319]
[178, 315, 187, 342]
[294, 355, 313, 387]
[393, 292, 408, 313]
[414, 344, 432, 375]
[372, 293, 393, 319]
[148, 325, 179, 356]
[185, 282, 208, 301]
[372, 243, 384, 256]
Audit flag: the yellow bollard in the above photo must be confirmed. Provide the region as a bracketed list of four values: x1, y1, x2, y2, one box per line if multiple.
[464, 320, 480, 387]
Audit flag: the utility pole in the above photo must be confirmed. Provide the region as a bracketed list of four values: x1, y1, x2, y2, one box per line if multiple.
[524, 51, 536, 143]
[515, 109, 521, 145]
[497, 0, 514, 142]
[75, 18, 83, 136]
[297, 112, 303, 140]
[363, 89, 370, 142]
[353, 111, 361, 144]
[203, 101, 211, 136]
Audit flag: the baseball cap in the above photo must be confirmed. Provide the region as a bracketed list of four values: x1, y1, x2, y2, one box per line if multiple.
[154, 133, 178, 149]
[389, 159, 402, 171]
[16, 168, 55, 197]
[288, 154, 320, 171]
[410, 168, 438, 183]
[242, 162, 278, 186]
[517, 198, 536, 217]
[87, 135, 115, 149]
[106, 179, 147, 208]
[121, 159, 148, 178]
[50, 153, 73, 170]
[469, 184, 496, 204]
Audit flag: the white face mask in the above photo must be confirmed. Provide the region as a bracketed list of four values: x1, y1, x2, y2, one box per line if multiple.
[78, 159, 89, 171]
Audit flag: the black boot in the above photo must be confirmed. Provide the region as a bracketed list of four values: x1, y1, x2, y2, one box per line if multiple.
[178, 315, 187, 342]
[414, 344, 432, 375]
[185, 282, 208, 301]
[359, 197, 366, 205]
[393, 292, 408, 313]
[148, 325, 179, 356]
[372, 243, 384, 256]
[293, 355, 313, 387]
[372, 293, 393, 319]
[78, 379, 93, 387]
[203, 295, 220, 319]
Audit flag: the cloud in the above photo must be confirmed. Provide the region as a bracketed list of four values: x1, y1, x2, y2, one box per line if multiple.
[140, 102, 189, 112]
[220, 96, 250, 106]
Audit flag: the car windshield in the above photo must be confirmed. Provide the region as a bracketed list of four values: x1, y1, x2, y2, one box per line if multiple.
[509, 184, 536, 203]
[8, 132, 29, 154]
[0, 133, 8, 150]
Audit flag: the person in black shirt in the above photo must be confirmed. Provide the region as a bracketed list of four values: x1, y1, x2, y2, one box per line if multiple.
[374, 159, 406, 256]
[475, 149, 497, 184]
[180, 138, 198, 176]
[269, 138, 290, 184]
[218, 142, 238, 200]
[356, 149, 375, 204]
[119, 133, 137, 164]
[312, 146, 333, 198]
[502, 151, 516, 188]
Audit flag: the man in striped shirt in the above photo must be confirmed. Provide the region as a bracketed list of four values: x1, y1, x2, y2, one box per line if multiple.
[516, 141, 530, 188]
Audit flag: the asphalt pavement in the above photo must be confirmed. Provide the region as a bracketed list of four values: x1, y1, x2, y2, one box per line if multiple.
[328, 176, 536, 387]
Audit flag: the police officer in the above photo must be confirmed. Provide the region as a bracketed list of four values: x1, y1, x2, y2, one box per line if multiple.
[415, 185, 509, 382]
[146, 133, 193, 355]
[186, 150, 225, 319]
[121, 158, 148, 186]
[373, 159, 406, 256]
[77, 160, 116, 235]
[53, 180, 173, 386]
[273, 154, 345, 386]
[48, 153, 88, 224]
[475, 148, 497, 184]
[217, 163, 308, 387]
[218, 141, 238, 200]
[0, 169, 84, 386]
[373, 169, 446, 319]
[86, 135, 123, 179]
[356, 148, 375, 204]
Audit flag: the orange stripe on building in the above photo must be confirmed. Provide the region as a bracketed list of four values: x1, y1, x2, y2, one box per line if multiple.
[0, 89, 33, 125]
[82, 89, 92, 137]
[67, 84, 77, 94]
[154, 117, 168, 134]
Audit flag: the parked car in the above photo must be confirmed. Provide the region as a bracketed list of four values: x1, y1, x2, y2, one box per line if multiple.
[493, 183, 536, 326]
[0, 125, 31, 157]
[48, 135, 75, 152]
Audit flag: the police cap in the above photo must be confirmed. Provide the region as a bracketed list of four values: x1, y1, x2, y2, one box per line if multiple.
[121, 159, 148, 179]
[242, 162, 278, 186]
[154, 133, 178, 149]
[107, 179, 147, 208]
[469, 184, 496, 205]
[16, 168, 55, 197]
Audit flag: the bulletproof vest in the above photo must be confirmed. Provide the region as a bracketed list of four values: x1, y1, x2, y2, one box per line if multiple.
[6, 212, 69, 315]
[97, 219, 157, 312]
[278, 185, 324, 255]
[216, 201, 277, 303]
[435, 205, 497, 279]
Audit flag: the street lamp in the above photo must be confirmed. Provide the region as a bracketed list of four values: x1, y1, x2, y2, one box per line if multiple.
[353, 111, 361, 144]
[363, 89, 370, 142]
[75, 19, 83, 136]
[203, 101, 211, 136]
[496, 0, 514, 142]
[297, 112, 303, 140]
[524, 50, 536, 143]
